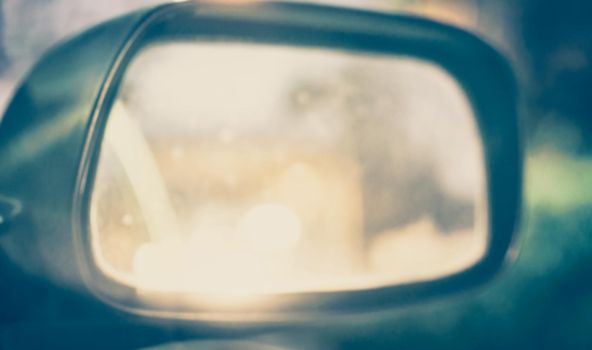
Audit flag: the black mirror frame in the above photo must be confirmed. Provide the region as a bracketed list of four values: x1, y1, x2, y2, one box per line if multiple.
[0, 1, 521, 324]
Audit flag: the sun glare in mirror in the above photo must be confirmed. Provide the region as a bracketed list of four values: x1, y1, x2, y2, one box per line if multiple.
[90, 43, 487, 306]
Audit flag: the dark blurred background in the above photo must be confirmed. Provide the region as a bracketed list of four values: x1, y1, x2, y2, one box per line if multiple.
[0, 0, 591, 349]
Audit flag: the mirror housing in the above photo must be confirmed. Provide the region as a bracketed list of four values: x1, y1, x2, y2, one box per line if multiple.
[0, 1, 521, 323]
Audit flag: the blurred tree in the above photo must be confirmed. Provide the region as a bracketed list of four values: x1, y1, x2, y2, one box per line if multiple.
[521, 0, 592, 152]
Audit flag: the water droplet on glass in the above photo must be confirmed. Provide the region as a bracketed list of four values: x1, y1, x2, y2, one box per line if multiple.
[122, 214, 134, 226]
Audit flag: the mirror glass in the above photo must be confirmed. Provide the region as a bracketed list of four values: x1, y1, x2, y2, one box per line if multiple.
[90, 42, 487, 301]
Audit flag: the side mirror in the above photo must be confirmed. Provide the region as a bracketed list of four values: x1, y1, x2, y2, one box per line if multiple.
[0, 1, 521, 323]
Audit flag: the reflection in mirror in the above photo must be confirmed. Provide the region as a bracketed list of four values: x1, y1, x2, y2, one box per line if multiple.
[90, 43, 487, 303]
